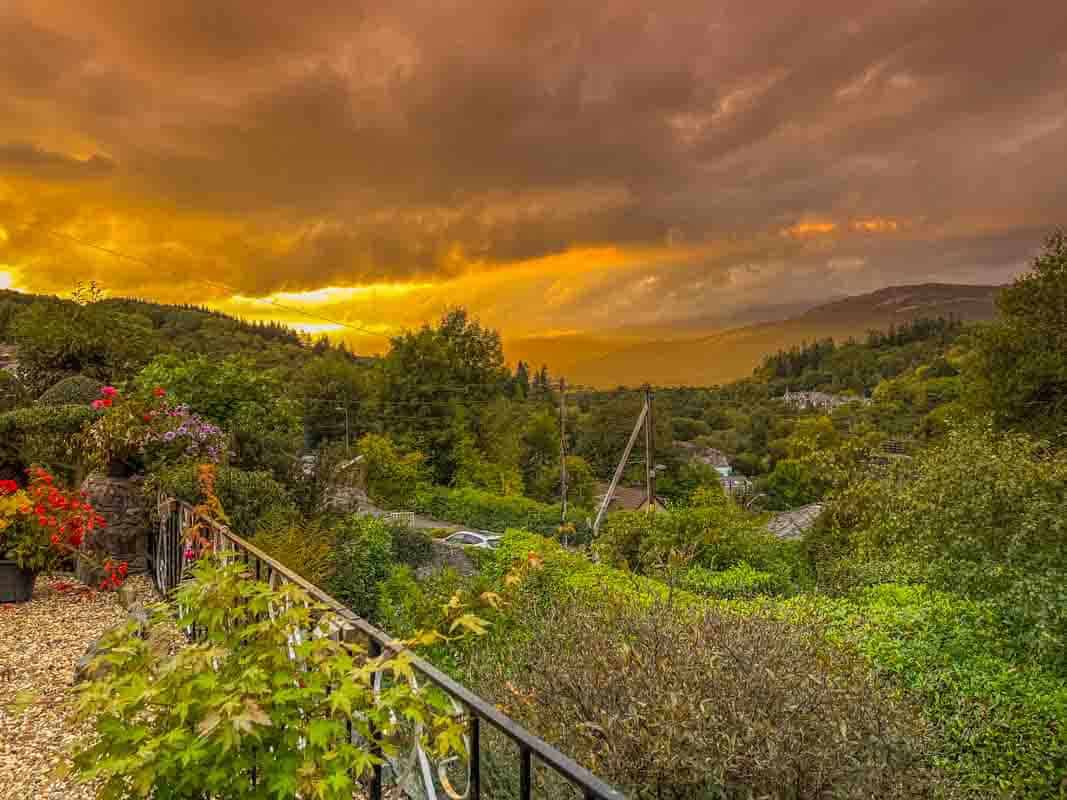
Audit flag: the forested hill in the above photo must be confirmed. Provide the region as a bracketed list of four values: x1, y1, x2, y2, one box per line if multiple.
[560, 283, 999, 388]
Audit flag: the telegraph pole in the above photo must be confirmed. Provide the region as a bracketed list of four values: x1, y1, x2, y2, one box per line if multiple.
[559, 378, 568, 521]
[644, 384, 656, 513]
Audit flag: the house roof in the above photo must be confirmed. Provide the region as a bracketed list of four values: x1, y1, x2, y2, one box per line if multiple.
[595, 482, 664, 511]
[766, 503, 824, 540]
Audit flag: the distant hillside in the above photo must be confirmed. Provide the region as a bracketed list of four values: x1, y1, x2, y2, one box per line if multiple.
[564, 283, 1001, 388]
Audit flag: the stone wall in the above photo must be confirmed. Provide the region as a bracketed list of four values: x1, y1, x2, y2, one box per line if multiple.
[416, 539, 476, 580]
[77, 474, 149, 583]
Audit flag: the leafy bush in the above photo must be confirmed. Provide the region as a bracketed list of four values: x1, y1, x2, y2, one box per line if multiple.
[250, 512, 336, 587]
[0, 403, 98, 476]
[390, 524, 434, 569]
[679, 562, 781, 598]
[327, 515, 395, 620]
[594, 505, 803, 593]
[154, 464, 296, 536]
[356, 433, 427, 509]
[812, 420, 1067, 670]
[464, 593, 942, 800]
[72, 556, 470, 799]
[36, 374, 102, 406]
[776, 585, 1067, 798]
[414, 485, 590, 542]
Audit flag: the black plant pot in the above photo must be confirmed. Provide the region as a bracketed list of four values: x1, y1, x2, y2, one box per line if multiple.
[107, 458, 136, 479]
[0, 560, 36, 603]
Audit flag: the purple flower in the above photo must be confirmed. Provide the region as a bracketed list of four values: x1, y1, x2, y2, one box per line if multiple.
[163, 431, 177, 442]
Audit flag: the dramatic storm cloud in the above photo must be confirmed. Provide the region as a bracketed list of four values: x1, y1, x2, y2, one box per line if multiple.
[1, 0, 1065, 342]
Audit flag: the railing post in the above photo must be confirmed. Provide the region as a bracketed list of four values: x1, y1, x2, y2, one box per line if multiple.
[469, 715, 481, 800]
[368, 637, 384, 800]
[520, 746, 532, 800]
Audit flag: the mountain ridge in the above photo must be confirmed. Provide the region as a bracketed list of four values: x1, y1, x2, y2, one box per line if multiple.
[552, 283, 1001, 388]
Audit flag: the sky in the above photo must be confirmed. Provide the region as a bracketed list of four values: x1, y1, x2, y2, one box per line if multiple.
[1, 0, 1066, 351]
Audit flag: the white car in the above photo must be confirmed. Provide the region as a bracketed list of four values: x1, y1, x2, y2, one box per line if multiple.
[444, 531, 502, 549]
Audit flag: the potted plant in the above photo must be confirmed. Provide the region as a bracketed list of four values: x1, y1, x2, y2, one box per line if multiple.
[0, 468, 124, 602]
[83, 386, 227, 477]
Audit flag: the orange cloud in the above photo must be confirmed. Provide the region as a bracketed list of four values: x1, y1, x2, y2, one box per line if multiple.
[781, 221, 837, 238]
[852, 218, 901, 233]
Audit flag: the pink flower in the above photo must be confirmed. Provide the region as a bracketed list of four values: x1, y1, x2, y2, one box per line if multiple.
[91, 399, 104, 410]
[100, 386, 118, 398]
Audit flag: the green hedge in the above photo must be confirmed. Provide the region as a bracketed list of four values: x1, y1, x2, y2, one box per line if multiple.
[0, 403, 98, 473]
[154, 464, 297, 536]
[37, 375, 102, 406]
[679, 563, 783, 599]
[413, 485, 590, 541]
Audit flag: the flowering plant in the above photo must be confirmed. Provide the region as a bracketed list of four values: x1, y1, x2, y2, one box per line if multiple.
[83, 386, 227, 474]
[0, 469, 119, 585]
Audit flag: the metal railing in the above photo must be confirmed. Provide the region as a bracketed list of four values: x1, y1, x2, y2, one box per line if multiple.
[148, 496, 625, 800]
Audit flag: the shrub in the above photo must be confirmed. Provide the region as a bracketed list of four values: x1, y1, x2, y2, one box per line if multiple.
[679, 562, 782, 598]
[414, 485, 590, 542]
[465, 593, 943, 800]
[0, 403, 98, 477]
[72, 556, 471, 799]
[327, 515, 395, 619]
[594, 505, 803, 593]
[776, 585, 1067, 798]
[250, 512, 336, 587]
[36, 374, 102, 406]
[390, 524, 434, 569]
[356, 433, 427, 509]
[154, 464, 296, 536]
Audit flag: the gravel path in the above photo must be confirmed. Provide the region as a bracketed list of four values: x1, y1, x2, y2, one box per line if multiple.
[0, 575, 163, 800]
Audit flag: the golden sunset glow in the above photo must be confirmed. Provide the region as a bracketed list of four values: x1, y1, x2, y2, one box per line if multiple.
[1, 0, 1063, 353]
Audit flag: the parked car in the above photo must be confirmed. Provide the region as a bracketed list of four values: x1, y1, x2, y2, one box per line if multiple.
[444, 531, 502, 549]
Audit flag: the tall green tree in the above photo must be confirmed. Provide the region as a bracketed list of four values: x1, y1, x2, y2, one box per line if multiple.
[967, 230, 1067, 436]
[381, 308, 510, 483]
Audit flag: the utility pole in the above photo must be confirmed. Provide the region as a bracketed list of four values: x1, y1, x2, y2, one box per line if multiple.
[336, 401, 351, 455]
[644, 384, 656, 513]
[558, 377, 568, 522]
[592, 398, 648, 536]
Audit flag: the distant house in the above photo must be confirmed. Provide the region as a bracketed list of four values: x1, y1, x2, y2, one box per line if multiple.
[674, 441, 733, 476]
[780, 390, 868, 412]
[766, 502, 824, 540]
[595, 482, 667, 513]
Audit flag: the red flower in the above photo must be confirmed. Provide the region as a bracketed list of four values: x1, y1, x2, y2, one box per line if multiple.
[143, 414, 152, 422]
[100, 386, 118, 398]
[153, 387, 166, 397]
[0, 479, 17, 495]
[101, 397, 113, 408]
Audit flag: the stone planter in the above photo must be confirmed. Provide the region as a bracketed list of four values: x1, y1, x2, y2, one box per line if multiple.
[0, 560, 36, 603]
[76, 474, 149, 585]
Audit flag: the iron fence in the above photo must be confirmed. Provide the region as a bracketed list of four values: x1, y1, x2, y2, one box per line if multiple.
[148, 495, 625, 800]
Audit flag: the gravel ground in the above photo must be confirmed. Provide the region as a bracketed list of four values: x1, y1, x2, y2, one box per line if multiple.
[0, 574, 169, 800]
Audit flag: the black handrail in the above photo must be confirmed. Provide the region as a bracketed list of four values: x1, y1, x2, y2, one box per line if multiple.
[150, 497, 626, 800]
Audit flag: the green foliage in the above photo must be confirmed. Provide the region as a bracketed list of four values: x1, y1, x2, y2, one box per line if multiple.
[679, 562, 781, 598]
[813, 420, 1067, 671]
[390, 524, 434, 569]
[327, 515, 396, 620]
[594, 505, 802, 593]
[776, 585, 1067, 798]
[966, 231, 1067, 435]
[356, 433, 427, 509]
[381, 309, 510, 483]
[72, 556, 469, 799]
[463, 592, 942, 800]
[0, 403, 98, 477]
[0, 370, 29, 413]
[672, 415, 711, 440]
[11, 299, 156, 393]
[414, 485, 590, 542]
[133, 354, 286, 426]
[155, 464, 296, 536]
[250, 512, 336, 587]
[36, 374, 102, 406]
